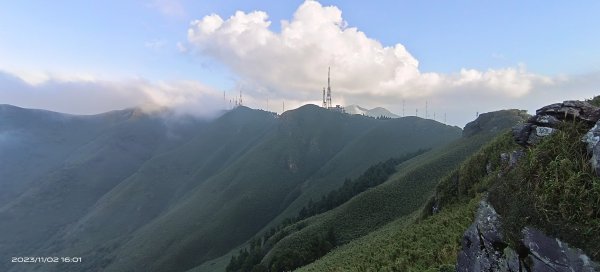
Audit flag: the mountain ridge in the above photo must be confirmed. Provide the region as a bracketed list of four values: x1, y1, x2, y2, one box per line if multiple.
[0, 103, 460, 272]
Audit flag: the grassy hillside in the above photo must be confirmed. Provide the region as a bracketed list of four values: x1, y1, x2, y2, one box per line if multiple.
[100, 106, 460, 272]
[243, 110, 528, 272]
[298, 200, 478, 272]
[300, 105, 600, 270]
[1, 104, 461, 272]
[297, 118, 526, 271]
[0, 105, 208, 272]
[489, 121, 600, 260]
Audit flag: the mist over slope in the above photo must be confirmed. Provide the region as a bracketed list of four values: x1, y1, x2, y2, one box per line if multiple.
[1, 104, 460, 272]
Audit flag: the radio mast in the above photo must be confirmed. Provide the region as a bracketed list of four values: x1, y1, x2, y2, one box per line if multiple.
[326, 67, 332, 108]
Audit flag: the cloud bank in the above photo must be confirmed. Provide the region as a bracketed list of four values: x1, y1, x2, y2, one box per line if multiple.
[187, 0, 553, 105]
[0, 69, 224, 118]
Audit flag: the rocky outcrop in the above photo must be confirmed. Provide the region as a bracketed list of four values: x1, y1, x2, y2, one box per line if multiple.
[513, 100, 600, 147]
[457, 200, 599, 272]
[499, 150, 524, 170]
[522, 227, 599, 272]
[536, 100, 600, 124]
[512, 99, 600, 176]
[457, 200, 519, 272]
[582, 121, 600, 175]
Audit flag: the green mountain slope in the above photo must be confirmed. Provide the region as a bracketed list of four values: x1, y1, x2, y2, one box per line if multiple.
[0, 105, 207, 272]
[299, 100, 600, 271]
[295, 112, 529, 271]
[244, 110, 528, 272]
[1, 104, 461, 272]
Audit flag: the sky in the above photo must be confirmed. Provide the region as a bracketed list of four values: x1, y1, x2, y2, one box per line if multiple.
[1, 0, 600, 126]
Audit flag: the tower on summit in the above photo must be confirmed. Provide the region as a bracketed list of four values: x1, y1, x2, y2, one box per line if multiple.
[321, 67, 344, 113]
[322, 67, 332, 108]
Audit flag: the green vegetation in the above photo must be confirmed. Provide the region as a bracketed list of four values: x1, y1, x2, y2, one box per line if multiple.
[226, 151, 426, 272]
[298, 199, 479, 272]
[489, 122, 600, 260]
[293, 111, 528, 271]
[0, 105, 461, 272]
[300, 108, 600, 271]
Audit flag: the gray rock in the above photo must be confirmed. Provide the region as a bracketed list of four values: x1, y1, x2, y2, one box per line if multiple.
[536, 100, 600, 124]
[582, 121, 600, 175]
[500, 152, 510, 163]
[456, 201, 599, 272]
[524, 125, 556, 145]
[512, 123, 532, 146]
[508, 150, 524, 168]
[522, 227, 599, 272]
[535, 126, 556, 137]
[529, 114, 561, 127]
[457, 200, 518, 272]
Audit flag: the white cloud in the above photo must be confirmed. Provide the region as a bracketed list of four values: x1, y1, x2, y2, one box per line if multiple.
[0, 69, 224, 118]
[187, 0, 554, 107]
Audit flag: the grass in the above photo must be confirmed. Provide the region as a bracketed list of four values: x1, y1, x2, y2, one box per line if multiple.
[297, 198, 479, 272]
[262, 110, 526, 271]
[489, 121, 600, 260]
[296, 111, 529, 272]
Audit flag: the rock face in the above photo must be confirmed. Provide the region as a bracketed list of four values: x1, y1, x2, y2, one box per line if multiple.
[582, 121, 600, 175]
[513, 100, 600, 147]
[456, 200, 600, 272]
[457, 200, 519, 272]
[536, 100, 600, 124]
[513, 99, 600, 176]
[522, 227, 599, 272]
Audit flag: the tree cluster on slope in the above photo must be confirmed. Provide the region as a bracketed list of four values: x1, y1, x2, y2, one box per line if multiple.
[226, 150, 427, 272]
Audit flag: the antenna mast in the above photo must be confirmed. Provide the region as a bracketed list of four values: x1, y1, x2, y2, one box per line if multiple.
[326, 67, 332, 108]
[322, 87, 326, 108]
[402, 100, 405, 117]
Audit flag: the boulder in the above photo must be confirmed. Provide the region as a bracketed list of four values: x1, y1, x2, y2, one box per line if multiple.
[457, 200, 519, 272]
[526, 125, 556, 145]
[456, 200, 599, 272]
[522, 227, 599, 272]
[512, 123, 532, 146]
[528, 114, 561, 128]
[536, 100, 600, 124]
[582, 121, 600, 175]
[514, 100, 600, 147]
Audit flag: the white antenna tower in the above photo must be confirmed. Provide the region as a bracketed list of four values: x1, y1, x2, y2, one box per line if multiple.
[402, 100, 405, 117]
[326, 67, 332, 108]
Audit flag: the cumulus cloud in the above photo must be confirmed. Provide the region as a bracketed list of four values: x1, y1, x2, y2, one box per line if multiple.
[186, 0, 553, 107]
[0, 69, 224, 118]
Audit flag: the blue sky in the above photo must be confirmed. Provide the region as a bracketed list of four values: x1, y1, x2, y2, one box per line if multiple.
[1, 0, 600, 125]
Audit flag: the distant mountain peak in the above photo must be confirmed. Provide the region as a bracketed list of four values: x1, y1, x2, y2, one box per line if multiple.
[345, 104, 400, 118]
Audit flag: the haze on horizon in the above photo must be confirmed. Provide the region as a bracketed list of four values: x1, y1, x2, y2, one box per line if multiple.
[1, 0, 599, 126]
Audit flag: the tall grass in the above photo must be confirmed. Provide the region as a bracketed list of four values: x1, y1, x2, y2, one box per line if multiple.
[490, 122, 600, 260]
